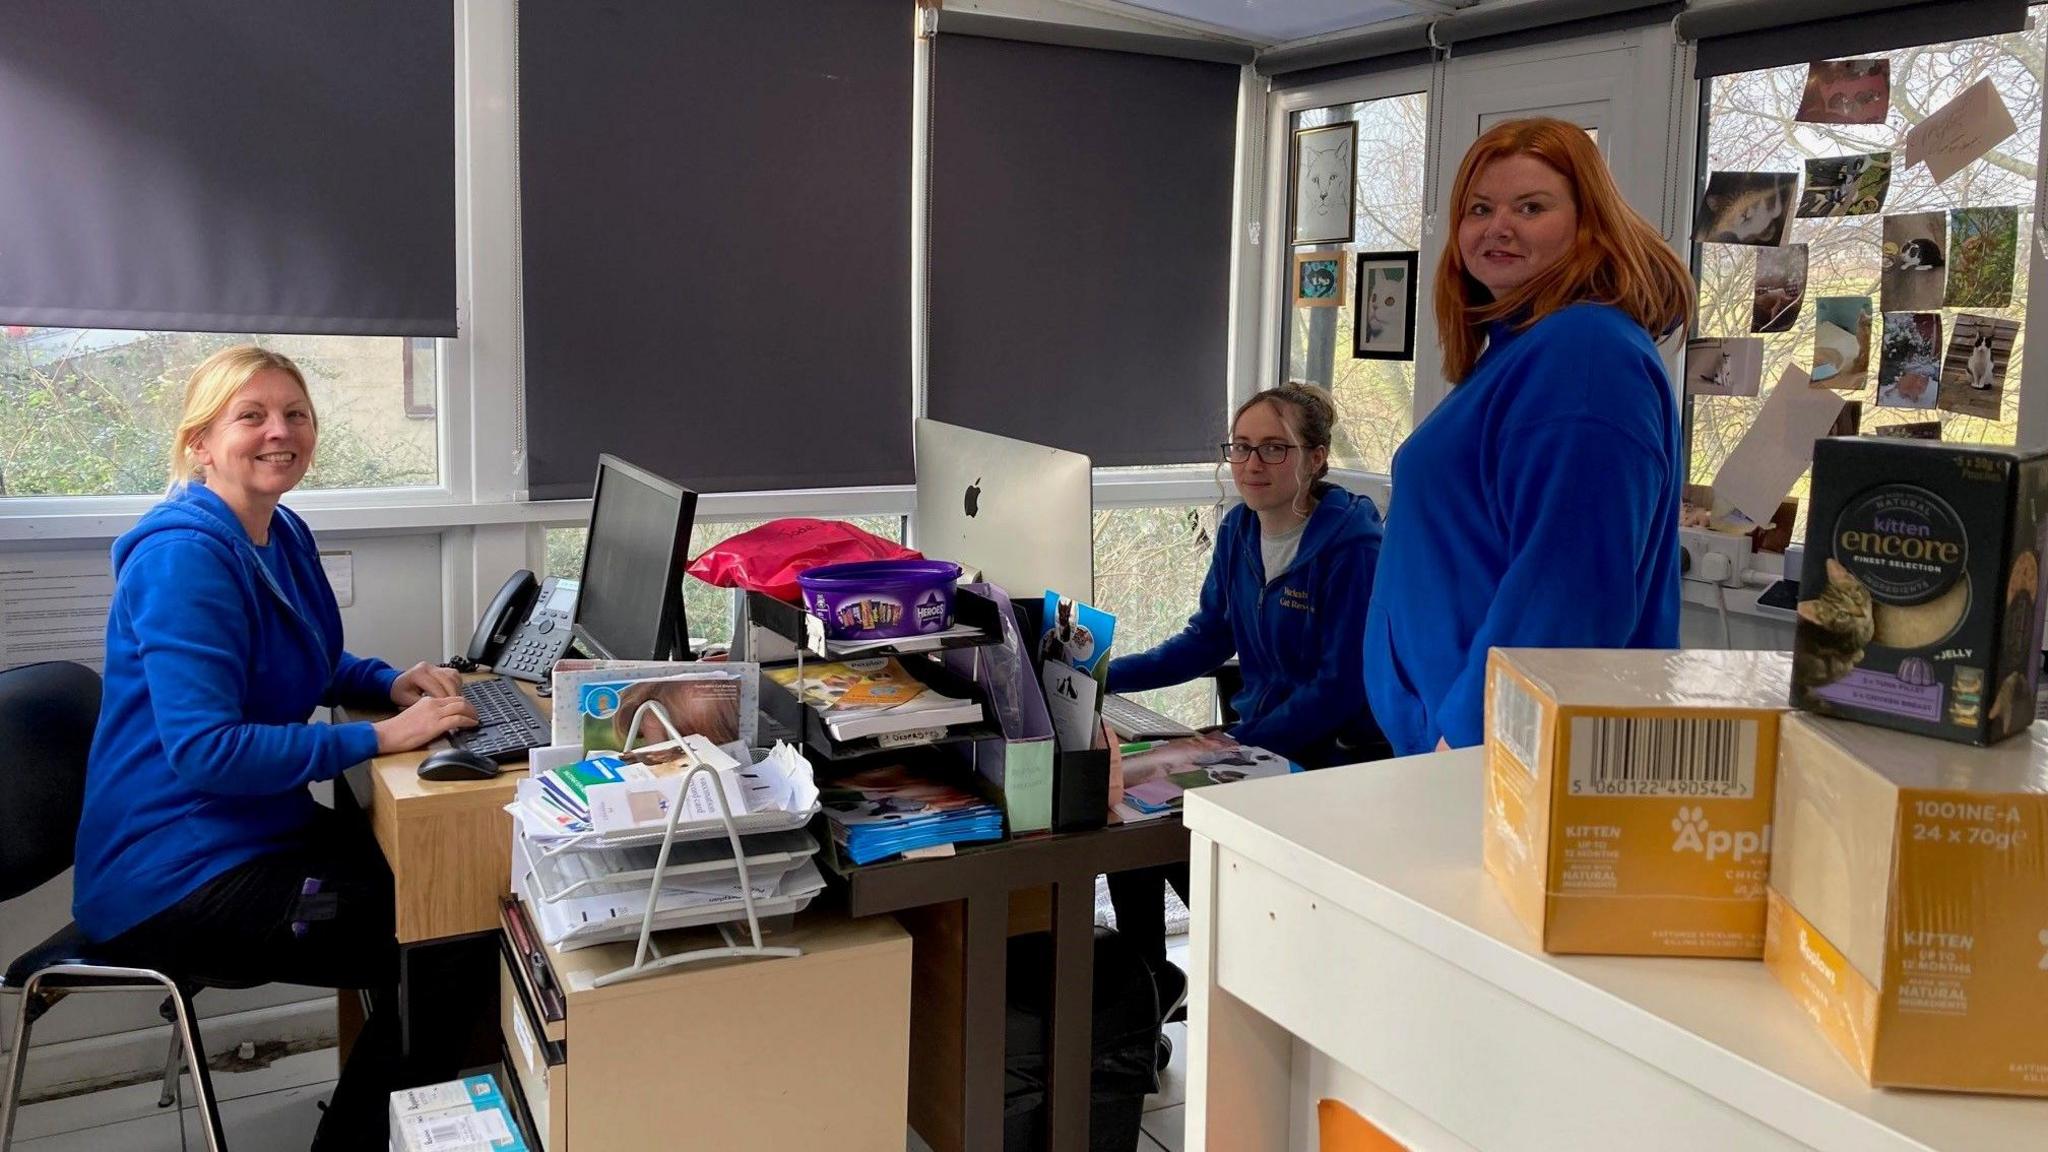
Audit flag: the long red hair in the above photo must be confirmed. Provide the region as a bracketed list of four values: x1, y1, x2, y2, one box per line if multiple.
[1434, 118, 1692, 383]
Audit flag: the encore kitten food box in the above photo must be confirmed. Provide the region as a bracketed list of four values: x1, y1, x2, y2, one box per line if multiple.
[1483, 648, 1792, 957]
[1793, 438, 2048, 745]
[1765, 712, 2048, 1096]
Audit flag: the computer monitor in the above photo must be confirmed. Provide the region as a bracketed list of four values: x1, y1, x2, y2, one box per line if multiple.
[572, 454, 697, 662]
[913, 419, 1093, 602]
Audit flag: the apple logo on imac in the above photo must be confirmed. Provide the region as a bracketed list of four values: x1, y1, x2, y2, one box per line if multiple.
[963, 477, 981, 518]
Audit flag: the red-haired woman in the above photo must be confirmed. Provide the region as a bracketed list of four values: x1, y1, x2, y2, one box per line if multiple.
[1363, 118, 1693, 755]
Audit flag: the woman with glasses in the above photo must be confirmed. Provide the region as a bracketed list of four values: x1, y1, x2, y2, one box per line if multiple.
[1108, 380, 1385, 768]
[1105, 382, 1384, 1022]
[1364, 118, 1691, 756]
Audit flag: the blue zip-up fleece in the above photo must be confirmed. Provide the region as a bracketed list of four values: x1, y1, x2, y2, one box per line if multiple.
[1108, 484, 1383, 767]
[1364, 302, 1681, 756]
[73, 483, 398, 941]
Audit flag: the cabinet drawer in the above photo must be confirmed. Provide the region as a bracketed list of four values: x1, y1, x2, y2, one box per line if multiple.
[499, 955, 567, 1152]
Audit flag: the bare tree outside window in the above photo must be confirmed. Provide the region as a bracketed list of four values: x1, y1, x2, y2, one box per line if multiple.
[1691, 23, 2043, 539]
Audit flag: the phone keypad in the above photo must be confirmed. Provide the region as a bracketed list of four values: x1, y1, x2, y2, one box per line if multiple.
[498, 606, 574, 682]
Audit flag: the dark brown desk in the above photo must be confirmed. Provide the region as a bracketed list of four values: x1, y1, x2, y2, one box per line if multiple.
[829, 816, 1190, 1152]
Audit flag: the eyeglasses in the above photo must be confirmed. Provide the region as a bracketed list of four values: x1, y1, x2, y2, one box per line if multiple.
[1221, 441, 1299, 464]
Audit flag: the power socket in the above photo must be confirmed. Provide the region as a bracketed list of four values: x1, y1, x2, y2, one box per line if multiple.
[1680, 527, 1750, 588]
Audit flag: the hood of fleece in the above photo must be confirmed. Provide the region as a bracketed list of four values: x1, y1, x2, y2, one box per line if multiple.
[1238, 482, 1384, 576]
[112, 483, 265, 576]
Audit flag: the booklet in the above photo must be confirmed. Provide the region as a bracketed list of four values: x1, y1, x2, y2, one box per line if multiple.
[1038, 592, 1116, 675]
[1117, 733, 1290, 815]
[548, 660, 759, 750]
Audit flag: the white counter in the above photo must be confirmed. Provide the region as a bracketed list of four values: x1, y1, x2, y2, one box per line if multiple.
[1180, 748, 2046, 1152]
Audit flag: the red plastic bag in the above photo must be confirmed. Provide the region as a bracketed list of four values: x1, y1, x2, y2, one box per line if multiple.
[687, 518, 922, 602]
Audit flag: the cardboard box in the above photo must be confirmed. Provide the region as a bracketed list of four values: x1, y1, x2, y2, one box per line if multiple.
[1794, 438, 2048, 745]
[1764, 712, 2048, 1096]
[1482, 648, 1792, 957]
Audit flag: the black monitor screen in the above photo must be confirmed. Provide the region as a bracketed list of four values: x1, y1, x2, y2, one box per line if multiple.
[574, 455, 695, 661]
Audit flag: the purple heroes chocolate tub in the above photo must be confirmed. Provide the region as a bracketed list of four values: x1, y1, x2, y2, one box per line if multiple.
[798, 559, 962, 641]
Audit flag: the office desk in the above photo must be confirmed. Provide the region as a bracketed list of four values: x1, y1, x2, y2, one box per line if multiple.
[348, 724, 528, 944]
[831, 815, 1190, 1152]
[335, 678, 539, 1066]
[1180, 749, 2047, 1151]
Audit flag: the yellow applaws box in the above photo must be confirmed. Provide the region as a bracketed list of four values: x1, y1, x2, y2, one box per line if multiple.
[1482, 648, 1792, 957]
[1765, 712, 2048, 1096]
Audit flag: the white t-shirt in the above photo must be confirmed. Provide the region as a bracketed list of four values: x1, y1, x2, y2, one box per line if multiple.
[1260, 520, 1306, 584]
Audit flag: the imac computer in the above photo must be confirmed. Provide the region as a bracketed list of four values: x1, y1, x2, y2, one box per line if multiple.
[572, 453, 698, 661]
[913, 419, 1093, 603]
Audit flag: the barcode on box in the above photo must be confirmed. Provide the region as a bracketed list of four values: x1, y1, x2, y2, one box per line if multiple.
[1566, 715, 1757, 798]
[1490, 673, 1542, 776]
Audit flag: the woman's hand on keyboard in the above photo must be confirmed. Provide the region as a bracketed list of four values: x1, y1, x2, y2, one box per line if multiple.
[391, 661, 466, 706]
[375, 696, 480, 754]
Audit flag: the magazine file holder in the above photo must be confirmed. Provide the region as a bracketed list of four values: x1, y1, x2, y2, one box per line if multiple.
[942, 583, 1055, 834]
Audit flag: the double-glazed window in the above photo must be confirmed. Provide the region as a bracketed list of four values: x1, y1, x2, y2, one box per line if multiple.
[0, 330, 439, 497]
[1689, 20, 2044, 531]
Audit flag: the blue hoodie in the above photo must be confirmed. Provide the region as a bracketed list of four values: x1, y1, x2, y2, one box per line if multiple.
[1108, 484, 1383, 767]
[1363, 302, 1681, 756]
[73, 483, 398, 941]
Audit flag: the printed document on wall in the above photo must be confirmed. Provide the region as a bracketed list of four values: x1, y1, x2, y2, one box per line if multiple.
[0, 551, 111, 671]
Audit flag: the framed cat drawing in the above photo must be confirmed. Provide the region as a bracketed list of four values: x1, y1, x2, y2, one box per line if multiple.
[1290, 121, 1356, 246]
[1352, 250, 1418, 361]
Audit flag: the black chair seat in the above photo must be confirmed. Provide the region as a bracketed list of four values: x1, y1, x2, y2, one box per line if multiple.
[4, 921, 260, 994]
[1, 922, 135, 990]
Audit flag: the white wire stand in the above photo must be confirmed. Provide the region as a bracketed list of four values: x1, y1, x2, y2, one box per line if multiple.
[580, 700, 804, 988]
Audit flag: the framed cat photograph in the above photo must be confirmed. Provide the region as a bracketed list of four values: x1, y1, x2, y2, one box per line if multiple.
[1352, 250, 1417, 361]
[1291, 251, 1346, 308]
[1290, 121, 1356, 246]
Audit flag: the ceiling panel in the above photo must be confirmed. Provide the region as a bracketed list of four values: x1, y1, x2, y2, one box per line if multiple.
[1115, 0, 1424, 44]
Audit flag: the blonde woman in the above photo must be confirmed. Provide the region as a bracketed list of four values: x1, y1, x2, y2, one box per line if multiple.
[71, 346, 475, 1150]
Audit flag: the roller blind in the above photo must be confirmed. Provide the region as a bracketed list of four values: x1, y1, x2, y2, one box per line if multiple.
[1682, 0, 2028, 77]
[0, 1, 456, 336]
[518, 0, 915, 499]
[925, 33, 1238, 466]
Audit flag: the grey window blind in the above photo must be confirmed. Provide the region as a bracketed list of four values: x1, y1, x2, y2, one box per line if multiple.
[1260, 0, 1677, 83]
[1683, 0, 2028, 78]
[925, 34, 1238, 467]
[518, 0, 915, 500]
[0, 1, 455, 337]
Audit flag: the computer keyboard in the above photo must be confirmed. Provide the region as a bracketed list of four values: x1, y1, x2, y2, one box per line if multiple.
[449, 676, 551, 762]
[1100, 693, 1198, 741]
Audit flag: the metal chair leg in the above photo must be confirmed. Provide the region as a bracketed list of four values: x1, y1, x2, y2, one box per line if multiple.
[158, 1015, 183, 1108]
[0, 981, 44, 1152]
[163, 990, 225, 1152]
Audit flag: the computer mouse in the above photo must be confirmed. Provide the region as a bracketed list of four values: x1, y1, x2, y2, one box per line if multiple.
[416, 747, 504, 782]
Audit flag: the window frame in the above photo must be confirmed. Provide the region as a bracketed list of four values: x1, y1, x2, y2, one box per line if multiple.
[1683, 14, 2048, 487]
[1259, 63, 1438, 486]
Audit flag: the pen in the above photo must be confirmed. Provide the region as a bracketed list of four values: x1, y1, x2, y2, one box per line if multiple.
[1120, 741, 1163, 755]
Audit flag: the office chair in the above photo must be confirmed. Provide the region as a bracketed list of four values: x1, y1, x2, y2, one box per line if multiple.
[0, 661, 230, 1152]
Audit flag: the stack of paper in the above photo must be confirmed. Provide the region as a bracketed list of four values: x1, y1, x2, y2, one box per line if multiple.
[766, 657, 983, 741]
[511, 742, 818, 844]
[819, 764, 1005, 865]
[1116, 734, 1289, 821]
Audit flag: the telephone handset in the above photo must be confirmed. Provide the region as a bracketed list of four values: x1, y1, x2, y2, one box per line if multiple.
[464, 569, 580, 683]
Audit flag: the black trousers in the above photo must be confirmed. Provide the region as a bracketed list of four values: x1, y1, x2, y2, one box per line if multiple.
[1105, 864, 1190, 970]
[105, 805, 402, 1152]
